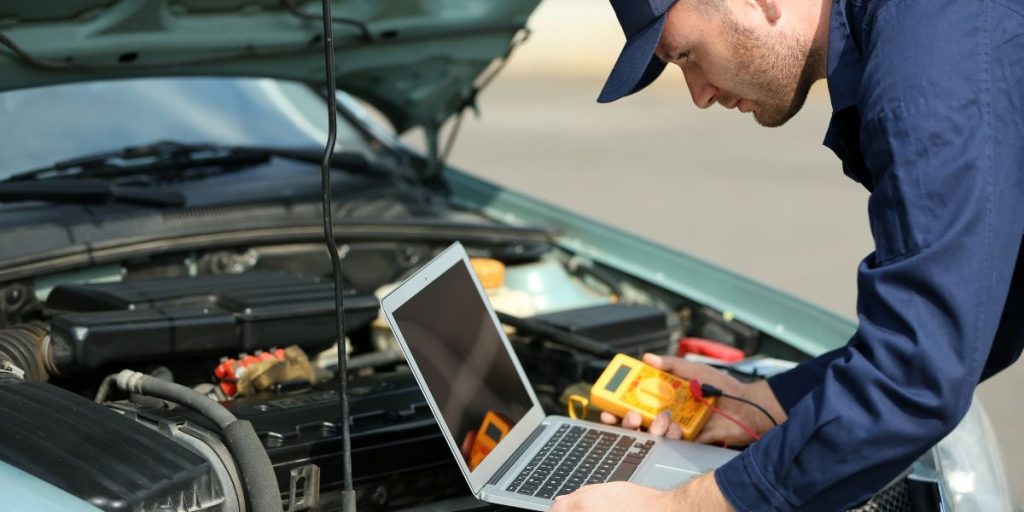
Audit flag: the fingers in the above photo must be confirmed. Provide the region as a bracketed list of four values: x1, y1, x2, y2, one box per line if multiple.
[643, 352, 709, 378]
[599, 410, 643, 431]
[695, 417, 754, 446]
[642, 352, 735, 391]
[665, 421, 683, 440]
[621, 411, 644, 430]
[695, 430, 720, 445]
[648, 412, 684, 439]
[649, 412, 670, 436]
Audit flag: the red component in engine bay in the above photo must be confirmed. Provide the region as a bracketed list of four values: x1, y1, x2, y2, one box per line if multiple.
[214, 349, 286, 397]
[676, 337, 745, 362]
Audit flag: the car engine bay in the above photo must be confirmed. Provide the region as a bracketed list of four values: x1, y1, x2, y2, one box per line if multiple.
[0, 240, 951, 511]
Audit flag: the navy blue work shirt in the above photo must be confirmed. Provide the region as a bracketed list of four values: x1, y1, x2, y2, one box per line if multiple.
[714, 0, 1024, 509]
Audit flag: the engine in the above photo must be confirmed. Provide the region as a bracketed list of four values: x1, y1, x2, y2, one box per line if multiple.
[0, 243, 766, 511]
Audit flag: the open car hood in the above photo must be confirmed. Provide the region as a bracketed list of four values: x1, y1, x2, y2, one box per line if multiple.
[0, 0, 539, 133]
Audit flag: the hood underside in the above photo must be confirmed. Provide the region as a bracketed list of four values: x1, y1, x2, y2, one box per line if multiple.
[0, 0, 540, 133]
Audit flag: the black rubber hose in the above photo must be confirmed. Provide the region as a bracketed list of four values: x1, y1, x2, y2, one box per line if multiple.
[567, 257, 626, 301]
[117, 370, 283, 512]
[94, 373, 117, 403]
[223, 420, 284, 512]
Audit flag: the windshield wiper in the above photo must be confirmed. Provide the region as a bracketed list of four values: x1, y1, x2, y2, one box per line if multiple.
[3, 141, 384, 183]
[0, 178, 185, 207]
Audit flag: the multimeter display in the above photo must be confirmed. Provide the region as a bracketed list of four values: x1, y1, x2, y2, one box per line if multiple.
[605, 364, 632, 392]
[590, 354, 715, 441]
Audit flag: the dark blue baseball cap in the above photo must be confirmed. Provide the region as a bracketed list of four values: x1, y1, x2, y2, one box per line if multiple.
[597, 0, 676, 103]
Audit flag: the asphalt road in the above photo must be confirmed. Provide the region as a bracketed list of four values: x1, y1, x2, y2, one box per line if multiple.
[435, 73, 1023, 505]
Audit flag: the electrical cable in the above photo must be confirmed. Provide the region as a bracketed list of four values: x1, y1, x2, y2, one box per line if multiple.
[317, 1, 356, 510]
[719, 392, 780, 427]
[690, 380, 762, 442]
[698, 383, 780, 427]
[701, 397, 761, 442]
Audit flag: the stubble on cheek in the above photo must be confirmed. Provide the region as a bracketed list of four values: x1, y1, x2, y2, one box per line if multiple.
[722, 17, 816, 127]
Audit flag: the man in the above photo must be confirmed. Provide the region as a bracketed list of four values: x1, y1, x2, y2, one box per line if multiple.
[549, 0, 1024, 510]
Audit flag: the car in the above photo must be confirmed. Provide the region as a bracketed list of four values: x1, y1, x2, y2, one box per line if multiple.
[0, 1, 1013, 511]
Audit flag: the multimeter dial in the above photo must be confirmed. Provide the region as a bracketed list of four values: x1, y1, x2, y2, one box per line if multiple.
[589, 353, 715, 441]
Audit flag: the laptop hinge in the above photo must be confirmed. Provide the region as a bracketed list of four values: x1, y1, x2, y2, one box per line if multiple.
[487, 422, 549, 486]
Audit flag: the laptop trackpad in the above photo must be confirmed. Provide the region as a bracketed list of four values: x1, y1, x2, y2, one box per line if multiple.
[639, 465, 702, 490]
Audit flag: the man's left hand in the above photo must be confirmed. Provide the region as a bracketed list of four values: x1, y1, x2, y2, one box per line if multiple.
[548, 473, 733, 512]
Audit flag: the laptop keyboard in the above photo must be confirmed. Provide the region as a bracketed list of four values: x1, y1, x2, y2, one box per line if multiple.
[505, 424, 655, 499]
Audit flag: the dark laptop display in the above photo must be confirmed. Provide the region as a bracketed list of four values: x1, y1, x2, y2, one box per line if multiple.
[392, 261, 533, 468]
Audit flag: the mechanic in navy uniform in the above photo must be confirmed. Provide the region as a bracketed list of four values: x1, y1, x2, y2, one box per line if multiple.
[549, 0, 1024, 510]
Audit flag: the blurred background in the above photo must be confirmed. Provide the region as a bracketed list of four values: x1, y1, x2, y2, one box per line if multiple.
[413, 0, 1022, 503]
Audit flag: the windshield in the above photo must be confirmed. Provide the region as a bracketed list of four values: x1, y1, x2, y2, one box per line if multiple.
[0, 77, 372, 180]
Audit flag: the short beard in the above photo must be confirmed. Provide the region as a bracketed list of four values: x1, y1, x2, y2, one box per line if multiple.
[723, 14, 822, 127]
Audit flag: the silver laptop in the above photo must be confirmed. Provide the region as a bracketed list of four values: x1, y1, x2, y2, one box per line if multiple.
[381, 242, 736, 510]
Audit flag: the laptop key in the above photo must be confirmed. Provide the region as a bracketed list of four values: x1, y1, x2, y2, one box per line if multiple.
[518, 484, 539, 495]
[608, 460, 640, 482]
[536, 487, 559, 499]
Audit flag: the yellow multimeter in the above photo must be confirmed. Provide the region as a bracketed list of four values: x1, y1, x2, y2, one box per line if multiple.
[583, 354, 715, 441]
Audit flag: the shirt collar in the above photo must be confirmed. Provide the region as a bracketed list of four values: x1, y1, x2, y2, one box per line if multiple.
[826, 0, 863, 112]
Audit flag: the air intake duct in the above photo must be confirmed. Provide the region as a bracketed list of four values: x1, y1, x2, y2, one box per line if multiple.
[0, 322, 52, 381]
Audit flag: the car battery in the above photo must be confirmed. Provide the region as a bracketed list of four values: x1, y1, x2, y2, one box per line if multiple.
[531, 303, 678, 357]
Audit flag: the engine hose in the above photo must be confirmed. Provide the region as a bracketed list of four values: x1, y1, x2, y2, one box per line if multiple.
[116, 370, 283, 512]
[567, 257, 625, 302]
[0, 322, 50, 382]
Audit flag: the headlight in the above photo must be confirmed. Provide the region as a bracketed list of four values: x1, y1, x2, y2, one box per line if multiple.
[933, 398, 1014, 511]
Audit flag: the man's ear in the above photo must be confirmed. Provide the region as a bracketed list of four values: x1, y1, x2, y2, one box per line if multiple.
[753, 0, 782, 24]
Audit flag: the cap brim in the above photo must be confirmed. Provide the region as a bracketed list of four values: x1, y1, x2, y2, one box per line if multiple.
[597, 15, 668, 103]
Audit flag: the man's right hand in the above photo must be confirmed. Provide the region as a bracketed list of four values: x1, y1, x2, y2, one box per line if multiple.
[599, 353, 787, 446]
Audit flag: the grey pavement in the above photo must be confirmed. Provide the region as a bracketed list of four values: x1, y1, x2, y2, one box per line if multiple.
[437, 74, 1023, 505]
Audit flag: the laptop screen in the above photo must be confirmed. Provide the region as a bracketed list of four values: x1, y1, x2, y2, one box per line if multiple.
[392, 259, 534, 470]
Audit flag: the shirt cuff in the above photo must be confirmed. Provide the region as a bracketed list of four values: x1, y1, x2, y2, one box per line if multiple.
[766, 347, 845, 411]
[715, 449, 793, 512]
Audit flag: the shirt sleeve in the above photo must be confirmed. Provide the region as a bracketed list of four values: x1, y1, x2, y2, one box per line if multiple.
[766, 348, 843, 412]
[714, 0, 1024, 510]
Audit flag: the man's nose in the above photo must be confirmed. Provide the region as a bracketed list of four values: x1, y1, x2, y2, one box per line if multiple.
[681, 66, 719, 109]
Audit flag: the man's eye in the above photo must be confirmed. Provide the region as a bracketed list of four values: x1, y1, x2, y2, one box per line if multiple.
[676, 52, 690, 63]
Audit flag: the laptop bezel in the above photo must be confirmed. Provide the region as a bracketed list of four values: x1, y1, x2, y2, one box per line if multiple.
[380, 242, 547, 495]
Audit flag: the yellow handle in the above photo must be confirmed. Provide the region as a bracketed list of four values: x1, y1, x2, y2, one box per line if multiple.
[567, 394, 590, 419]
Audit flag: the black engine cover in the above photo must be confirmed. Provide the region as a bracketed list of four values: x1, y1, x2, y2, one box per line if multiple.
[45, 272, 378, 371]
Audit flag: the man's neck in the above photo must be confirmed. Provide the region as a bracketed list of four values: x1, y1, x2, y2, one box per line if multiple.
[810, 0, 833, 80]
